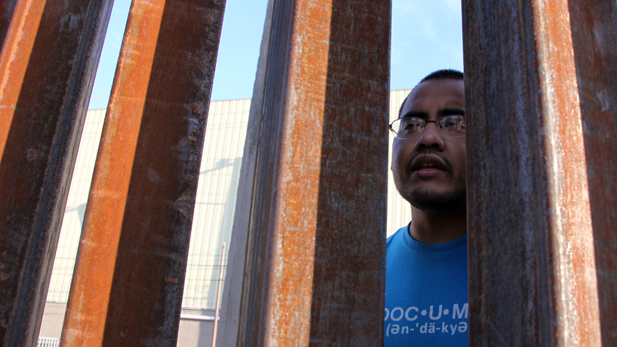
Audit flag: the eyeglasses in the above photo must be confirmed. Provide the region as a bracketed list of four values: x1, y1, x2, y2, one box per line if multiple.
[389, 115, 466, 138]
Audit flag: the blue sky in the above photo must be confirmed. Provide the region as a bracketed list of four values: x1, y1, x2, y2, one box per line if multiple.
[88, 0, 463, 109]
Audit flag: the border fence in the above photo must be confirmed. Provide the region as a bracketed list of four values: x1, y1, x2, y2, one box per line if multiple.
[0, 0, 615, 346]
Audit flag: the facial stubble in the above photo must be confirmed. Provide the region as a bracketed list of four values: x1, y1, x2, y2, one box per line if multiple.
[406, 185, 466, 213]
[394, 160, 467, 213]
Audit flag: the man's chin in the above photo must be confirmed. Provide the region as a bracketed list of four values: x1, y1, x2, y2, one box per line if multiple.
[407, 190, 466, 213]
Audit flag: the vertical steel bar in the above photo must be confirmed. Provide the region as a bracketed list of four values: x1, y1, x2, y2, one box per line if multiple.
[216, 0, 274, 345]
[60, 0, 225, 346]
[463, 0, 601, 345]
[237, 0, 391, 345]
[0, 1, 112, 346]
[211, 243, 225, 347]
[567, 1, 617, 344]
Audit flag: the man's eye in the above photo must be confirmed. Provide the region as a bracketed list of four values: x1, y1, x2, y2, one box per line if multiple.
[401, 120, 421, 132]
[440, 116, 464, 129]
[404, 122, 418, 130]
[443, 120, 458, 128]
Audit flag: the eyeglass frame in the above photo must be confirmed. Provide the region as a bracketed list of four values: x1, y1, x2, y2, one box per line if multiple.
[388, 115, 466, 139]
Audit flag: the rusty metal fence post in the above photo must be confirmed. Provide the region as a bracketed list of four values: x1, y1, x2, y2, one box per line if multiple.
[567, 1, 617, 344]
[60, 0, 226, 346]
[463, 0, 604, 345]
[216, 0, 276, 345]
[0, 1, 112, 346]
[237, 0, 391, 345]
[6, 0, 614, 345]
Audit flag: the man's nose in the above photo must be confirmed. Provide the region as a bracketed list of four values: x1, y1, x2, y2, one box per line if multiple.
[414, 123, 445, 150]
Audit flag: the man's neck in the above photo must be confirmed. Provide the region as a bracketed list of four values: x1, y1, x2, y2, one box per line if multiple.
[409, 207, 467, 244]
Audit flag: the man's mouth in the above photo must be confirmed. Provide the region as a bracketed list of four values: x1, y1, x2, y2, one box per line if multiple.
[417, 164, 442, 173]
[410, 154, 449, 175]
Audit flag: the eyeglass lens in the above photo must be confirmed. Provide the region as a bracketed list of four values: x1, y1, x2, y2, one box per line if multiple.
[391, 115, 465, 138]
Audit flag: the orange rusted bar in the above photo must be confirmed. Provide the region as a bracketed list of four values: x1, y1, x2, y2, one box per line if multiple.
[0, 0, 111, 345]
[237, 0, 390, 345]
[567, 0, 617, 344]
[61, 0, 225, 345]
[463, 0, 601, 344]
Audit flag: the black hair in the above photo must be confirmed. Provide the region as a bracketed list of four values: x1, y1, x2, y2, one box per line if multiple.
[420, 69, 464, 83]
[398, 69, 464, 117]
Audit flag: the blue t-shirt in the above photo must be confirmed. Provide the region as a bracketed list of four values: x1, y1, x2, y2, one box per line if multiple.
[385, 225, 469, 346]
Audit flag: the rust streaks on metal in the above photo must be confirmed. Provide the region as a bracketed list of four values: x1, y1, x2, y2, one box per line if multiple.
[60, 2, 164, 343]
[61, 0, 226, 346]
[0, 0, 46, 159]
[464, 0, 601, 345]
[532, 0, 601, 344]
[238, 0, 390, 345]
[0, 0, 112, 345]
[567, 0, 617, 344]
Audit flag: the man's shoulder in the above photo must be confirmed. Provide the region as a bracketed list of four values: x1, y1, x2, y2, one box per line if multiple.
[386, 225, 408, 247]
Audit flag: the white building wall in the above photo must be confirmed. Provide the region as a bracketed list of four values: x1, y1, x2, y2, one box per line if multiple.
[182, 99, 251, 309]
[387, 90, 413, 236]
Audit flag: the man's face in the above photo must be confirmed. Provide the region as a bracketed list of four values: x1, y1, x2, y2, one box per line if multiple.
[391, 79, 466, 213]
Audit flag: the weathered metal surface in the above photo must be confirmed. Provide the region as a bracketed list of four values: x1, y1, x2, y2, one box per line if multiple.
[60, 0, 225, 346]
[567, 0, 617, 344]
[216, 0, 274, 345]
[463, 0, 601, 345]
[211, 243, 226, 347]
[0, 0, 112, 346]
[237, 0, 390, 345]
[0, 0, 18, 49]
